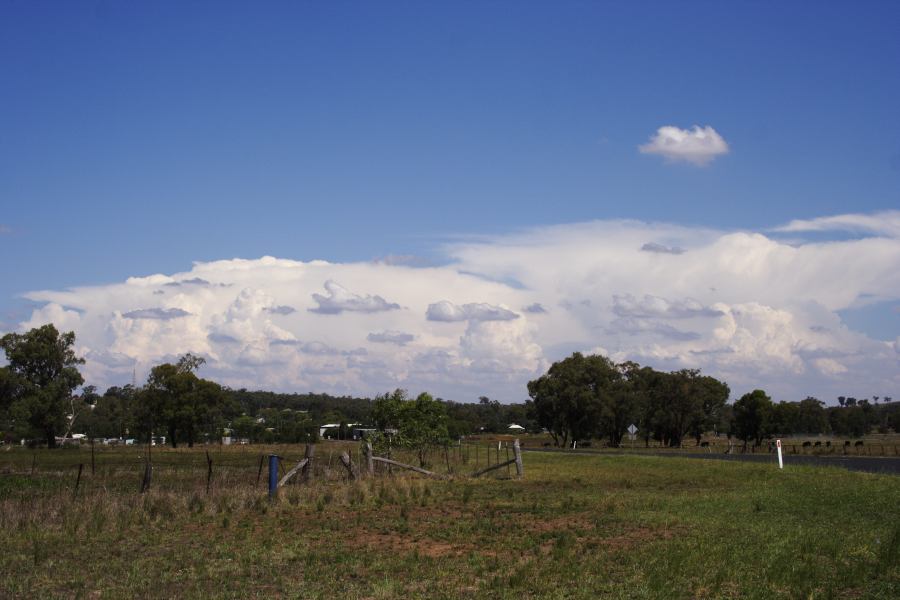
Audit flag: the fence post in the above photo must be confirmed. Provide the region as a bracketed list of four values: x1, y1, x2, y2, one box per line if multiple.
[206, 451, 213, 494]
[73, 463, 84, 499]
[339, 452, 357, 480]
[268, 455, 279, 500]
[256, 454, 265, 486]
[90, 438, 95, 475]
[513, 439, 524, 479]
[302, 444, 315, 482]
[364, 442, 374, 477]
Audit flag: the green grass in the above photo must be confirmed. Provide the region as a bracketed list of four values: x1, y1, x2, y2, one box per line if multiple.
[0, 445, 897, 598]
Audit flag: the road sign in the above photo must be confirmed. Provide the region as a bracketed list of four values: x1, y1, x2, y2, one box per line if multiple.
[627, 424, 638, 435]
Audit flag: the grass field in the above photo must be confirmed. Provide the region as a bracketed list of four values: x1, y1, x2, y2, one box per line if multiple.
[1, 443, 898, 599]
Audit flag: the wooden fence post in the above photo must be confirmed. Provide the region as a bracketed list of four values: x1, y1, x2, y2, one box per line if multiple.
[277, 457, 310, 487]
[90, 438, 95, 475]
[206, 451, 213, 494]
[444, 446, 452, 474]
[513, 439, 524, 479]
[371, 456, 444, 478]
[365, 442, 374, 477]
[339, 452, 357, 480]
[302, 444, 315, 482]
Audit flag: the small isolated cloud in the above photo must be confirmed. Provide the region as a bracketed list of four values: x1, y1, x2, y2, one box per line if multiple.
[309, 281, 401, 315]
[772, 210, 900, 239]
[612, 294, 723, 319]
[367, 330, 415, 345]
[522, 303, 548, 314]
[0, 225, 12, 235]
[122, 308, 191, 320]
[265, 305, 297, 315]
[641, 242, 685, 255]
[639, 125, 729, 166]
[426, 301, 519, 323]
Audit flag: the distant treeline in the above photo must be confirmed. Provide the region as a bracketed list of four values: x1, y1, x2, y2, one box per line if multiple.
[49, 387, 536, 446]
[61, 381, 900, 448]
[1, 325, 896, 448]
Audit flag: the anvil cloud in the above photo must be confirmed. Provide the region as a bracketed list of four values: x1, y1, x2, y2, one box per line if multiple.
[18, 213, 900, 403]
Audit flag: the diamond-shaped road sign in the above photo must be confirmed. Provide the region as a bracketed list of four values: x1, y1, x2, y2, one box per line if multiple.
[627, 424, 638, 435]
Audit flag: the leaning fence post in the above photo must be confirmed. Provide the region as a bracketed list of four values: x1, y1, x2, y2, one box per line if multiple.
[256, 454, 265, 486]
[73, 463, 84, 499]
[513, 439, 524, 479]
[268, 455, 279, 499]
[364, 442, 374, 477]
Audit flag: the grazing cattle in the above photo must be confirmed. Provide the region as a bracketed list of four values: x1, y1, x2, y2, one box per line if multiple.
[854, 440, 864, 447]
[543, 442, 552, 447]
[814, 441, 821, 447]
[802, 441, 812, 448]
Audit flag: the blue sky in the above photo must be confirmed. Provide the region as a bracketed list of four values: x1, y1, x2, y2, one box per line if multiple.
[2, 2, 899, 402]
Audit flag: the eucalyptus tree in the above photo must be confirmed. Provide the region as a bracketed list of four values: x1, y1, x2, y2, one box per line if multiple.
[0, 324, 85, 447]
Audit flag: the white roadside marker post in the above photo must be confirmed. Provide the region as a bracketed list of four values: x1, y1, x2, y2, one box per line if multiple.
[776, 439, 784, 469]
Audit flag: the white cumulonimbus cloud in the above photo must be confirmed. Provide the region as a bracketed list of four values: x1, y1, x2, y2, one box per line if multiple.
[13, 212, 900, 403]
[639, 125, 729, 166]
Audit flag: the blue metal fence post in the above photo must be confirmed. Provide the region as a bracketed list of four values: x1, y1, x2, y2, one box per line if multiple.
[268, 454, 279, 499]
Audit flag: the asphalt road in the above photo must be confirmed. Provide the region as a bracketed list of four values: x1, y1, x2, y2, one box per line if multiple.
[523, 448, 900, 475]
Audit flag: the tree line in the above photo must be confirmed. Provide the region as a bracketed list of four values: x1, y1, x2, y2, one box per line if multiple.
[0, 325, 527, 447]
[1, 325, 897, 448]
[528, 352, 899, 448]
